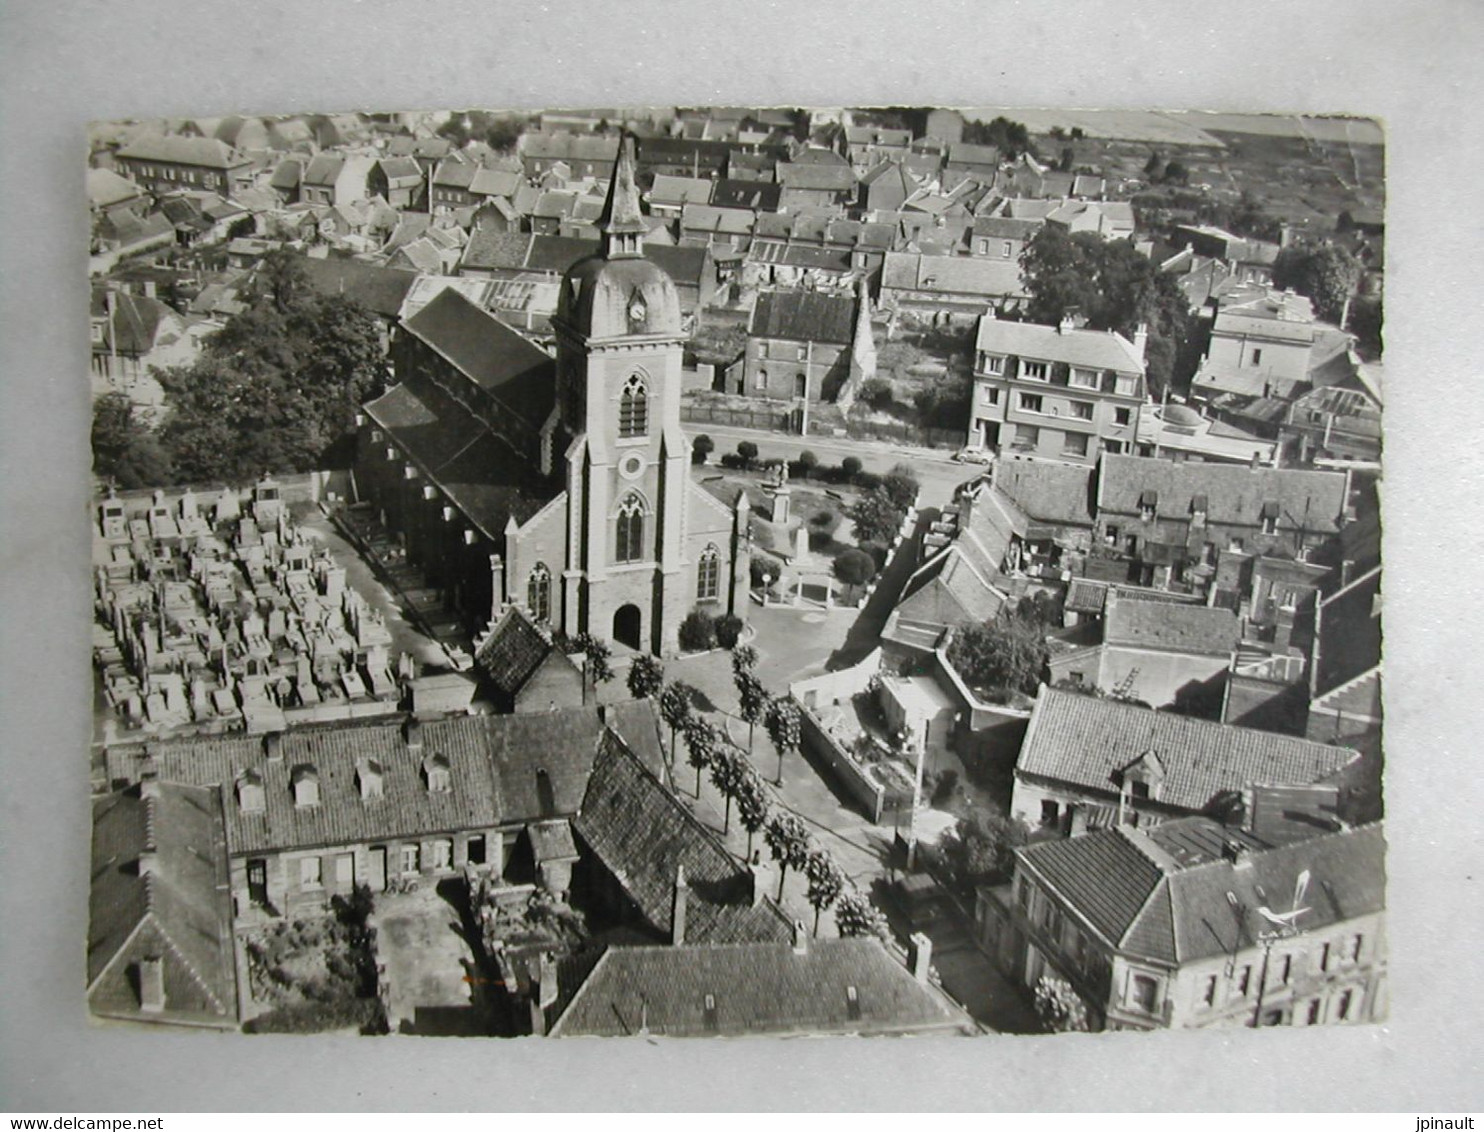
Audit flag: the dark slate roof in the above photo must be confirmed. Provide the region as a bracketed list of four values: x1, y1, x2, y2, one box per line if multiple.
[711, 178, 781, 211]
[375, 156, 423, 184]
[89, 782, 237, 1020]
[1314, 567, 1382, 698]
[748, 289, 856, 346]
[117, 135, 247, 169]
[363, 375, 556, 541]
[972, 216, 1041, 240]
[1097, 455, 1348, 534]
[475, 606, 572, 697]
[1017, 687, 1359, 813]
[776, 161, 857, 192]
[299, 254, 418, 319]
[1019, 818, 1385, 965]
[991, 457, 1095, 527]
[1103, 597, 1239, 657]
[574, 731, 793, 946]
[103, 704, 666, 854]
[400, 287, 555, 429]
[947, 142, 1001, 167]
[549, 938, 964, 1037]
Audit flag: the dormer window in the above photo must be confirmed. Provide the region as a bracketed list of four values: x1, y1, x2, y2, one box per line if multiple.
[1191, 494, 1208, 528]
[1021, 360, 1048, 381]
[290, 765, 319, 808]
[237, 770, 265, 814]
[619, 374, 648, 438]
[1139, 490, 1158, 523]
[1260, 501, 1280, 536]
[357, 758, 384, 800]
[424, 754, 452, 794]
[981, 353, 1004, 375]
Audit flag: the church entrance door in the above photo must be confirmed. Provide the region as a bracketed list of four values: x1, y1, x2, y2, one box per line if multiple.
[613, 603, 642, 650]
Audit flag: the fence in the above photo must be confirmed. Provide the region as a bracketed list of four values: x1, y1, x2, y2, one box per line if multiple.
[796, 701, 888, 824]
[823, 418, 966, 450]
[682, 402, 799, 433]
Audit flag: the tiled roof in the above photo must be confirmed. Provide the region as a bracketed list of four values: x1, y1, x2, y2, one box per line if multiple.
[519, 133, 621, 164]
[464, 233, 710, 290]
[301, 153, 345, 187]
[881, 252, 1025, 298]
[88, 168, 143, 208]
[400, 287, 555, 428]
[375, 156, 423, 184]
[469, 168, 522, 198]
[1019, 818, 1385, 964]
[777, 162, 857, 192]
[991, 458, 1096, 528]
[1103, 597, 1239, 657]
[1314, 567, 1382, 698]
[117, 135, 247, 169]
[947, 142, 1001, 167]
[549, 938, 963, 1037]
[974, 317, 1144, 373]
[680, 204, 756, 238]
[299, 253, 418, 319]
[574, 731, 793, 946]
[1096, 454, 1347, 534]
[475, 606, 573, 697]
[649, 175, 713, 206]
[710, 179, 781, 211]
[89, 782, 237, 1020]
[91, 288, 170, 356]
[972, 215, 1040, 240]
[1017, 687, 1359, 813]
[363, 376, 556, 541]
[748, 289, 856, 346]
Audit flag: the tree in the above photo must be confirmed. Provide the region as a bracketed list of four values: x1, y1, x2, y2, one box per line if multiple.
[679, 609, 717, 652]
[850, 486, 905, 545]
[626, 653, 664, 700]
[763, 695, 802, 785]
[714, 613, 744, 649]
[1143, 150, 1163, 180]
[682, 716, 720, 798]
[692, 434, 714, 465]
[572, 633, 613, 704]
[733, 764, 771, 859]
[858, 377, 894, 410]
[708, 744, 746, 835]
[834, 888, 890, 942]
[764, 812, 812, 901]
[1272, 243, 1362, 324]
[226, 215, 256, 240]
[840, 455, 863, 480]
[736, 671, 770, 754]
[658, 681, 695, 767]
[946, 617, 1048, 699]
[736, 440, 759, 468]
[803, 850, 847, 936]
[1035, 974, 1091, 1033]
[1162, 160, 1189, 186]
[92, 393, 174, 489]
[882, 463, 920, 510]
[833, 548, 876, 601]
[931, 811, 1029, 892]
[731, 644, 759, 678]
[962, 116, 1034, 160]
[796, 449, 819, 477]
[1057, 144, 1075, 172]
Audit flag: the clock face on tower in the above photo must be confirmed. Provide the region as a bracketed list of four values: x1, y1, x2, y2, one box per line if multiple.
[627, 293, 647, 328]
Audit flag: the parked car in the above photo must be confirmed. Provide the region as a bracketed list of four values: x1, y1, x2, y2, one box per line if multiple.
[951, 446, 993, 465]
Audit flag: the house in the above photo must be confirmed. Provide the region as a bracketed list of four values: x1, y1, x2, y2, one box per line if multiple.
[1191, 291, 1357, 405]
[298, 254, 419, 342]
[678, 203, 756, 251]
[545, 935, 969, 1037]
[369, 156, 426, 210]
[988, 454, 1100, 569]
[1172, 225, 1282, 285]
[1092, 454, 1349, 596]
[880, 252, 1027, 325]
[88, 167, 146, 216]
[1046, 589, 1240, 712]
[1307, 566, 1381, 756]
[776, 149, 857, 211]
[473, 605, 584, 713]
[570, 728, 793, 945]
[1133, 402, 1278, 466]
[741, 287, 865, 404]
[91, 208, 176, 267]
[943, 142, 1001, 186]
[710, 178, 782, 213]
[518, 132, 620, 180]
[968, 312, 1148, 463]
[299, 153, 375, 207]
[89, 778, 240, 1027]
[1280, 361, 1382, 465]
[968, 216, 1040, 262]
[90, 286, 187, 382]
[842, 125, 913, 175]
[977, 817, 1386, 1030]
[857, 161, 921, 213]
[646, 174, 712, 218]
[114, 135, 256, 198]
[1044, 199, 1136, 240]
[268, 156, 305, 204]
[102, 702, 669, 917]
[1009, 685, 1358, 832]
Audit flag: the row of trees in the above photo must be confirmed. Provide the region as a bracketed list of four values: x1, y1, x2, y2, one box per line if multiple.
[93, 251, 389, 490]
[629, 643, 890, 940]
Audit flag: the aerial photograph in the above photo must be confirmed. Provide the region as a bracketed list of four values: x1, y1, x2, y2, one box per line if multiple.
[85, 104, 1385, 1039]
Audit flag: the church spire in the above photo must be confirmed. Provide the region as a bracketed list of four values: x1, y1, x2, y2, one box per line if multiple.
[598, 130, 646, 259]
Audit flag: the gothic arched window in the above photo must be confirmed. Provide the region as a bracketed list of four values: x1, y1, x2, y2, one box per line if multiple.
[619, 374, 648, 438]
[616, 494, 646, 563]
[697, 543, 721, 601]
[527, 562, 552, 622]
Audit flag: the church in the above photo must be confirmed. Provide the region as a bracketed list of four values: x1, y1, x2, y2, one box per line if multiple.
[355, 134, 749, 656]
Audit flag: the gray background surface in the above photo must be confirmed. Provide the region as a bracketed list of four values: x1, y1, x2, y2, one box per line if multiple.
[2, 0, 1481, 1111]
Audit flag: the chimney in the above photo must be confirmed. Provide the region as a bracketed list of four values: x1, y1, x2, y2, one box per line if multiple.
[138, 850, 159, 877]
[792, 919, 809, 956]
[404, 718, 424, 751]
[139, 956, 165, 1013]
[907, 932, 934, 983]
[1058, 314, 1075, 335]
[747, 861, 767, 906]
[1133, 322, 1149, 361]
[671, 865, 690, 945]
[529, 951, 560, 1036]
[1222, 839, 1253, 868]
[263, 733, 284, 762]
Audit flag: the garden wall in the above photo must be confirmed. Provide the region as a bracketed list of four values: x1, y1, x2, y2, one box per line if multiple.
[796, 699, 886, 824]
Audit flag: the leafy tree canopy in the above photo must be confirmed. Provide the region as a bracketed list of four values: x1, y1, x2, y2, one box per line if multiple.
[962, 116, 1035, 160]
[947, 615, 1049, 699]
[1273, 243, 1362, 324]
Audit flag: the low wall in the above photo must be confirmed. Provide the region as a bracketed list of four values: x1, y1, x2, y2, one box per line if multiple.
[795, 699, 887, 824]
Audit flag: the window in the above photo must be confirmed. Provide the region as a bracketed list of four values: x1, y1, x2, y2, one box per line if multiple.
[527, 562, 552, 622]
[1041, 799, 1060, 827]
[300, 856, 322, 889]
[1280, 954, 1293, 984]
[616, 494, 646, 563]
[1202, 975, 1218, 1007]
[1130, 779, 1151, 800]
[697, 544, 721, 601]
[1113, 407, 1132, 426]
[1062, 432, 1089, 458]
[1069, 400, 1094, 421]
[1320, 942, 1332, 972]
[401, 843, 421, 874]
[334, 854, 354, 886]
[1021, 361, 1048, 381]
[1114, 374, 1138, 396]
[1002, 240, 1013, 258]
[982, 354, 1004, 374]
[1337, 989, 1354, 1020]
[795, 344, 807, 361]
[1016, 880, 1031, 913]
[981, 386, 1000, 405]
[1306, 999, 1321, 1025]
[1349, 934, 1363, 963]
[1235, 965, 1252, 996]
[432, 839, 453, 871]
[1019, 393, 1044, 413]
[425, 754, 452, 794]
[1252, 347, 1263, 366]
[1129, 974, 1159, 1014]
[757, 368, 768, 391]
[1014, 424, 1039, 450]
[1262, 514, 1278, 536]
[1070, 367, 1098, 390]
[237, 771, 265, 813]
[291, 766, 319, 808]
[619, 374, 648, 437]
[977, 239, 990, 255]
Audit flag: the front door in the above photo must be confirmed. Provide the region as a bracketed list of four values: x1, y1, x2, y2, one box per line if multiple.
[247, 859, 268, 906]
[613, 603, 642, 650]
[368, 845, 388, 893]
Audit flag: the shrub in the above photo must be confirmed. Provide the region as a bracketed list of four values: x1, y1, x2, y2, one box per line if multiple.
[714, 613, 744, 649]
[841, 455, 863, 479]
[930, 768, 960, 807]
[678, 609, 718, 652]
[853, 470, 883, 491]
[833, 547, 877, 588]
[859, 540, 889, 569]
[797, 449, 819, 475]
[692, 434, 714, 465]
[849, 486, 906, 545]
[858, 376, 894, 410]
[750, 555, 781, 588]
[882, 463, 920, 510]
[736, 440, 759, 468]
[244, 997, 385, 1035]
[719, 452, 747, 470]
